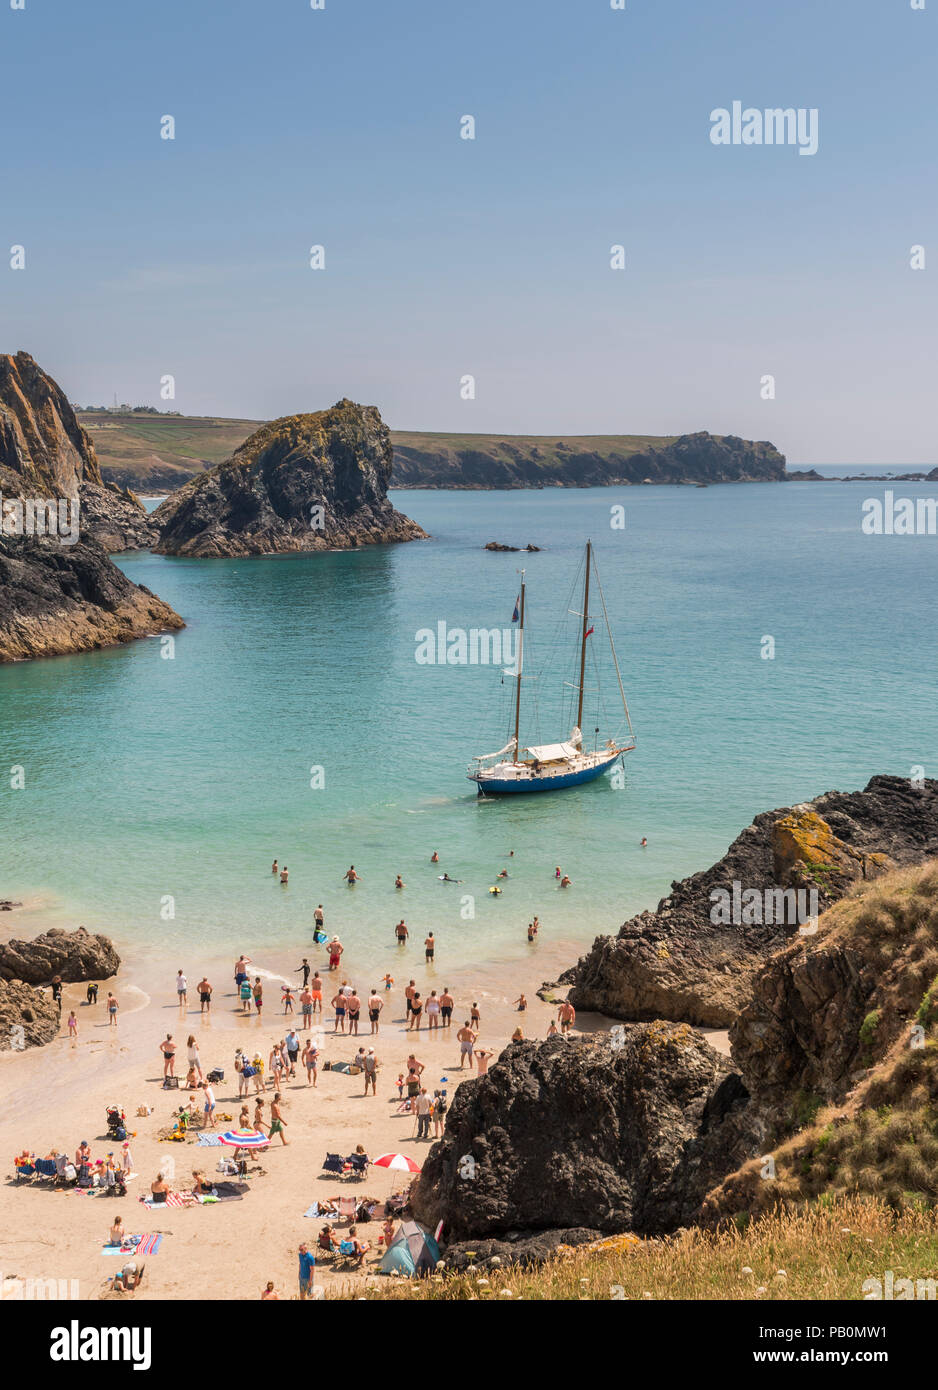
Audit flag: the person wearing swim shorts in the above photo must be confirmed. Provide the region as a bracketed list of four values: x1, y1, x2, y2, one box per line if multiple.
[346, 990, 361, 1036]
[197, 977, 212, 1014]
[252, 978, 263, 1015]
[440, 988, 454, 1027]
[424, 932, 435, 962]
[408, 992, 423, 1031]
[311, 972, 323, 1014]
[457, 1023, 477, 1068]
[300, 987, 313, 1028]
[332, 992, 347, 1033]
[367, 989, 383, 1035]
[269, 1093, 288, 1146]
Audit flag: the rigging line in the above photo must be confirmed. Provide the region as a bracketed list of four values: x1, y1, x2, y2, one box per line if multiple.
[594, 555, 634, 738]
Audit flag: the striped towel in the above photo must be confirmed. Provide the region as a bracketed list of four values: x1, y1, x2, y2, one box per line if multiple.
[136, 1233, 162, 1257]
[197, 1133, 222, 1146]
[140, 1191, 194, 1209]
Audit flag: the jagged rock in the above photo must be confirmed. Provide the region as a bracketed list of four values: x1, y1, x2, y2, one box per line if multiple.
[0, 925, 120, 985]
[0, 350, 155, 551]
[566, 776, 938, 1028]
[0, 534, 183, 663]
[483, 542, 519, 552]
[0, 978, 60, 1050]
[410, 1030, 759, 1242]
[152, 400, 427, 557]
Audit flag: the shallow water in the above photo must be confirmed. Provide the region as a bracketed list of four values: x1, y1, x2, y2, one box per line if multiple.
[1, 481, 935, 975]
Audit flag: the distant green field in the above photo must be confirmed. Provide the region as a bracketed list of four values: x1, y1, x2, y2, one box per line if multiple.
[80, 411, 683, 493]
[79, 411, 261, 491]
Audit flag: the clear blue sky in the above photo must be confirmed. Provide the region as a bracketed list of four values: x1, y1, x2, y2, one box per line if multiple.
[1, 0, 935, 463]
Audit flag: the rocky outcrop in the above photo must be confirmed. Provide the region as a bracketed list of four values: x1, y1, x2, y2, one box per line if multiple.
[0, 351, 155, 551]
[0, 535, 182, 663]
[410, 1029, 759, 1246]
[152, 400, 427, 557]
[0, 978, 60, 1050]
[0, 926, 120, 985]
[390, 430, 785, 489]
[730, 858, 938, 1128]
[565, 776, 938, 1028]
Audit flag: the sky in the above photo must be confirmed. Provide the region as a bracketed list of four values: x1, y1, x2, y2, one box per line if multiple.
[1, 0, 935, 465]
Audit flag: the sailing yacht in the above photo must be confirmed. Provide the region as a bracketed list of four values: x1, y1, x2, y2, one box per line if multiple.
[468, 540, 635, 794]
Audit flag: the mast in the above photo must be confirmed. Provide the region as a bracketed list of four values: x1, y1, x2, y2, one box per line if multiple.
[576, 540, 591, 731]
[513, 571, 525, 755]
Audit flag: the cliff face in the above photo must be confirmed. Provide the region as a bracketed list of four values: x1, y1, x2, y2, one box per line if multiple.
[0, 351, 155, 550]
[390, 431, 786, 488]
[566, 776, 938, 1028]
[0, 352, 182, 662]
[0, 534, 182, 663]
[152, 400, 428, 557]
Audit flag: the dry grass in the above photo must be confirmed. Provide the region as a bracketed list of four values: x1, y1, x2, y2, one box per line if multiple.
[352, 1198, 938, 1301]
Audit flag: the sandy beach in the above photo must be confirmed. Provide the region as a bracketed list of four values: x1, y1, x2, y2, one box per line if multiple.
[0, 917, 594, 1300]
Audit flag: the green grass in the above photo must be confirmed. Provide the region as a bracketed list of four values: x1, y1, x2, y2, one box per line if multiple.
[350, 1198, 938, 1301]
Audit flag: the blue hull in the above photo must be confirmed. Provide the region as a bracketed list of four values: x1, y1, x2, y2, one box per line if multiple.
[471, 758, 618, 795]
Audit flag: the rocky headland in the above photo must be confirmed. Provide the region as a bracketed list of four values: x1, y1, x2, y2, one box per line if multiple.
[0, 351, 183, 663]
[1, 351, 155, 551]
[562, 775, 938, 1028]
[152, 401, 427, 557]
[390, 430, 785, 489]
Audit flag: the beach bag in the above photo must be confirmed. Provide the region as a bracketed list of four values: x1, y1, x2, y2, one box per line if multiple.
[338, 1240, 356, 1256]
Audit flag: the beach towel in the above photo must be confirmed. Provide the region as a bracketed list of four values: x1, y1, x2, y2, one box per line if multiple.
[303, 1202, 320, 1219]
[136, 1233, 162, 1257]
[140, 1191, 194, 1209]
[196, 1133, 223, 1146]
[197, 1191, 243, 1203]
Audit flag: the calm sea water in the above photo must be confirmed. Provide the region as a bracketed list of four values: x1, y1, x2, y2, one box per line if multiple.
[1, 481, 936, 974]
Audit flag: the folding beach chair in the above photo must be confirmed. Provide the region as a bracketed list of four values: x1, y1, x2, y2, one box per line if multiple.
[321, 1152, 345, 1176]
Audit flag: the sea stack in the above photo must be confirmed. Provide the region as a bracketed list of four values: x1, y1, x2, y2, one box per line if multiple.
[152, 399, 428, 557]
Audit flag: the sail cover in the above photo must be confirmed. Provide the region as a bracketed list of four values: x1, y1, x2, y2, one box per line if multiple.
[473, 737, 517, 761]
[524, 741, 580, 762]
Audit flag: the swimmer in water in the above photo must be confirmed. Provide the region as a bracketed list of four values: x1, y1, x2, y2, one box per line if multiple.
[272, 860, 278, 875]
[439, 873, 462, 883]
[430, 852, 439, 863]
[344, 866, 360, 884]
[489, 885, 502, 896]
[560, 874, 572, 888]
[555, 866, 562, 879]
[497, 869, 510, 879]
[394, 874, 405, 889]
[280, 866, 288, 884]
[640, 837, 647, 847]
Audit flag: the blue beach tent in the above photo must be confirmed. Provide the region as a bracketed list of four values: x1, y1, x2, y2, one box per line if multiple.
[379, 1219, 440, 1276]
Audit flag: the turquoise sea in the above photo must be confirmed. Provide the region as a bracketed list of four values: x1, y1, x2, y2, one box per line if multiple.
[1, 481, 936, 976]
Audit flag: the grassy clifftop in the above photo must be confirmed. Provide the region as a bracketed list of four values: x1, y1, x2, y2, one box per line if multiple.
[79, 411, 784, 493]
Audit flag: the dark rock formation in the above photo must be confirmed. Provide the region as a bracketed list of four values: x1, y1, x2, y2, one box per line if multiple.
[483, 542, 541, 552]
[0, 925, 120, 985]
[565, 776, 938, 1029]
[152, 400, 427, 557]
[0, 535, 182, 663]
[0, 978, 60, 1050]
[440, 1229, 601, 1270]
[390, 430, 785, 489]
[410, 1029, 759, 1246]
[0, 351, 155, 551]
